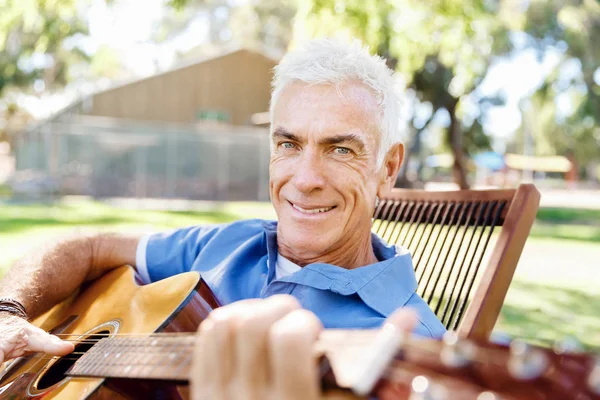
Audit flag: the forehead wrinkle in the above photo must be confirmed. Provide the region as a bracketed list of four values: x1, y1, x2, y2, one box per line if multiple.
[274, 81, 382, 150]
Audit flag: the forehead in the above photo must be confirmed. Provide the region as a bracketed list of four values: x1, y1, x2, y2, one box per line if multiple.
[272, 81, 381, 142]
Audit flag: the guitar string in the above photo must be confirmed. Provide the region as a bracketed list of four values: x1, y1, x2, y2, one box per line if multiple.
[49, 332, 517, 368]
[20, 338, 513, 370]
[53, 332, 196, 337]
[10, 349, 516, 394]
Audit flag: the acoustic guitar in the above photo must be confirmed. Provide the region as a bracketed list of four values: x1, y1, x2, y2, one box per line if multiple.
[0, 266, 598, 399]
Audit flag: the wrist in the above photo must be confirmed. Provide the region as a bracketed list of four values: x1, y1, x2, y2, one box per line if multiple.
[0, 298, 28, 320]
[0, 310, 24, 321]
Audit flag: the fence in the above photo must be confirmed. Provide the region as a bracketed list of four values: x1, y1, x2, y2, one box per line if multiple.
[13, 116, 272, 201]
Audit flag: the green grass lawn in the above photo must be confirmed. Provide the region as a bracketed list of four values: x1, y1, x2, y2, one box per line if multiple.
[530, 207, 600, 243]
[1, 199, 598, 350]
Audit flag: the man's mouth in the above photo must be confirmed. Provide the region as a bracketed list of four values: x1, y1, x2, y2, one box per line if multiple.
[289, 201, 336, 214]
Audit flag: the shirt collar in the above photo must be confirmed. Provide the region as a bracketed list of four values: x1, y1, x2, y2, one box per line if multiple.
[262, 220, 418, 317]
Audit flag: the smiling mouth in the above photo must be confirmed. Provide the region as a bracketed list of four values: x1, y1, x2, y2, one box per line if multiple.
[289, 201, 336, 214]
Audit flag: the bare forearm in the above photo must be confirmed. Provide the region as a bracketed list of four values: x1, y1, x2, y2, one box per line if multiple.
[0, 232, 139, 319]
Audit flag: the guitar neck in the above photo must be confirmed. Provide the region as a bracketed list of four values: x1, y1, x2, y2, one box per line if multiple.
[67, 329, 387, 386]
[68, 335, 198, 382]
[65, 331, 600, 400]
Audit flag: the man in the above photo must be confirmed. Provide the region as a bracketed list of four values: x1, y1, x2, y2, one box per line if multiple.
[0, 39, 445, 397]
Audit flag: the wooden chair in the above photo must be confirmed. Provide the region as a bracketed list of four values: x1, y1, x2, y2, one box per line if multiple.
[372, 184, 540, 340]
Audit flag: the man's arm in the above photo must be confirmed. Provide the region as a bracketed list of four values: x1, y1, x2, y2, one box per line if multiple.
[0, 232, 140, 363]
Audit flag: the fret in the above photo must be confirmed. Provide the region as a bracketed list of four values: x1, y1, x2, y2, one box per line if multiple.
[171, 350, 193, 381]
[130, 338, 146, 379]
[145, 337, 175, 380]
[87, 338, 106, 377]
[68, 335, 197, 381]
[173, 337, 194, 380]
[164, 336, 185, 380]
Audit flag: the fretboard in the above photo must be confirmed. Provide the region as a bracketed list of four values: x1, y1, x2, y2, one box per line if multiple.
[67, 329, 396, 391]
[68, 335, 197, 382]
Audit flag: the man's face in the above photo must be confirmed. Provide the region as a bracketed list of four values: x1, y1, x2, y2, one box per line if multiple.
[270, 81, 389, 259]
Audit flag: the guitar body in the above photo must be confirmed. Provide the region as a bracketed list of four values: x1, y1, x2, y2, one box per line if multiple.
[0, 265, 218, 400]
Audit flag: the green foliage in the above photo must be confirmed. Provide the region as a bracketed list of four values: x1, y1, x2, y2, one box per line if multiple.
[515, 0, 600, 168]
[300, 0, 506, 91]
[168, 0, 600, 179]
[296, 0, 516, 188]
[0, 0, 89, 96]
[297, 0, 600, 180]
[161, 0, 297, 53]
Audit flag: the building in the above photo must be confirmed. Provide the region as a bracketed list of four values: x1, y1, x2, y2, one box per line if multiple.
[14, 48, 277, 201]
[74, 48, 277, 126]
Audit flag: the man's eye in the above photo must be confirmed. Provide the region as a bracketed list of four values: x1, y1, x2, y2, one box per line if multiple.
[334, 147, 351, 155]
[280, 142, 295, 149]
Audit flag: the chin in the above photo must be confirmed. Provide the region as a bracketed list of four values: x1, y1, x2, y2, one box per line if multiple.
[279, 226, 336, 257]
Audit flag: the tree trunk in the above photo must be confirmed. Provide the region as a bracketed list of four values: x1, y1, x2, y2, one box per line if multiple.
[447, 101, 470, 189]
[395, 115, 434, 188]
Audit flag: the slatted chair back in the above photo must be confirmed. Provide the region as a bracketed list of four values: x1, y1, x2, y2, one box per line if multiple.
[372, 184, 540, 339]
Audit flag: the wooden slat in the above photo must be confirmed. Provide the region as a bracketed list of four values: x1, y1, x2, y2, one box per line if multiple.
[458, 184, 540, 338]
[373, 184, 540, 340]
[379, 188, 514, 222]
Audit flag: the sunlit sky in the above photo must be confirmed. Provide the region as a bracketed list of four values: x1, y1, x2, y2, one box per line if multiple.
[18, 0, 594, 151]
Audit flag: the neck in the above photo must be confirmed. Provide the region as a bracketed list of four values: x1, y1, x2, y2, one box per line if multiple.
[67, 329, 399, 389]
[68, 334, 196, 382]
[277, 231, 379, 269]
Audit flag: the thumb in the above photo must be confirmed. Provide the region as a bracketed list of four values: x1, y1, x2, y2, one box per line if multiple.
[384, 307, 418, 334]
[25, 325, 74, 356]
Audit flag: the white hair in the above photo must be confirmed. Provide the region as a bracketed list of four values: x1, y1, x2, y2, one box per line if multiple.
[269, 38, 402, 167]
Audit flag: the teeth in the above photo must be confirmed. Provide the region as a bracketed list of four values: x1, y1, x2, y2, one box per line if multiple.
[292, 204, 333, 214]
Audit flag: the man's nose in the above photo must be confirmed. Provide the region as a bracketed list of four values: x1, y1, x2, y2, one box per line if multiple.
[291, 150, 326, 194]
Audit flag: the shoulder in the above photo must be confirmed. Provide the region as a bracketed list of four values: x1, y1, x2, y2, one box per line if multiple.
[146, 219, 273, 257]
[200, 219, 273, 243]
[153, 219, 271, 241]
[143, 219, 273, 281]
[219, 218, 274, 234]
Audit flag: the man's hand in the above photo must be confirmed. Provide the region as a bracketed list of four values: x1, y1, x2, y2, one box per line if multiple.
[0, 314, 74, 365]
[190, 296, 418, 400]
[191, 295, 322, 400]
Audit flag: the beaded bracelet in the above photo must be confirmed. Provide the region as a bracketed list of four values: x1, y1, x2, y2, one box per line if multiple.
[0, 298, 28, 320]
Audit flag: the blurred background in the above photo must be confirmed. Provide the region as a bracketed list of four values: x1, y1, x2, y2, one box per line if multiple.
[0, 0, 598, 349]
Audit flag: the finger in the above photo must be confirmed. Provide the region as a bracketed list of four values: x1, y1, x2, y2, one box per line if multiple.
[191, 297, 298, 400]
[0, 327, 27, 363]
[206, 298, 264, 322]
[191, 315, 234, 400]
[269, 309, 323, 400]
[234, 295, 301, 400]
[190, 298, 263, 399]
[384, 307, 418, 333]
[25, 325, 74, 356]
[190, 326, 206, 400]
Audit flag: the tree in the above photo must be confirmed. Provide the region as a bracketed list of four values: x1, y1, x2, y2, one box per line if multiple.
[166, 0, 512, 188]
[168, 0, 600, 184]
[0, 0, 91, 147]
[0, 0, 89, 97]
[166, 0, 297, 55]
[294, 0, 513, 188]
[515, 0, 600, 173]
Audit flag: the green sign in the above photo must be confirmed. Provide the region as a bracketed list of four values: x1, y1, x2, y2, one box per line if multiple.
[196, 110, 230, 122]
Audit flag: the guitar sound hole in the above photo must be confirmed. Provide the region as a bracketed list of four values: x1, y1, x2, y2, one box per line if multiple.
[36, 329, 110, 390]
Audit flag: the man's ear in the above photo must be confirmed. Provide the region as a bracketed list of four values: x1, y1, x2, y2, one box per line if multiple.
[377, 143, 404, 198]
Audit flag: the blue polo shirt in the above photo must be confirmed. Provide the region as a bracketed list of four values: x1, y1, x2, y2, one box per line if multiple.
[136, 219, 446, 338]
